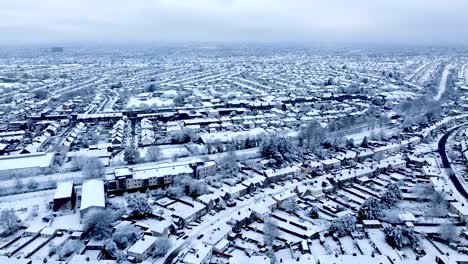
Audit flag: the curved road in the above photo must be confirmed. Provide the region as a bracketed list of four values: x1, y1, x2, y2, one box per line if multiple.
[437, 125, 468, 198]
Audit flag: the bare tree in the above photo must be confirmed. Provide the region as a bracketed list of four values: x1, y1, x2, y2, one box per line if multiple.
[0, 209, 19, 235]
[263, 217, 279, 247]
[146, 146, 161, 162]
[439, 224, 458, 242]
[153, 237, 172, 257]
[82, 157, 105, 179]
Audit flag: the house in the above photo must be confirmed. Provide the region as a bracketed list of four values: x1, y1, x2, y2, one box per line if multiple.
[222, 184, 248, 199]
[194, 161, 217, 179]
[249, 196, 276, 220]
[183, 244, 213, 264]
[356, 149, 375, 162]
[335, 150, 357, 164]
[302, 161, 323, 175]
[321, 158, 341, 170]
[264, 166, 300, 183]
[127, 235, 158, 262]
[148, 220, 175, 237]
[53, 181, 76, 211]
[107, 164, 194, 192]
[140, 129, 155, 146]
[168, 197, 207, 224]
[273, 191, 298, 208]
[242, 175, 266, 190]
[243, 120, 255, 129]
[80, 179, 106, 218]
[450, 201, 468, 222]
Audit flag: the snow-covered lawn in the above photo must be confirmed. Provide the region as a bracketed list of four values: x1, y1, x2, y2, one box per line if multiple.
[0, 190, 53, 231]
[367, 230, 400, 261]
[51, 213, 83, 231]
[127, 97, 173, 108]
[339, 236, 360, 255]
[323, 236, 341, 254]
[310, 239, 327, 255]
[31, 234, 69, 261]
[355, 238, 374, 255]
[16, 236, 49, 258]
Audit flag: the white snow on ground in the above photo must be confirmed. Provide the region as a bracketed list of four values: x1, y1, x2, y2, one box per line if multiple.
[126, 96, 173, 108]
[0, 82, 19, 88]
[0, 190, 53, 234]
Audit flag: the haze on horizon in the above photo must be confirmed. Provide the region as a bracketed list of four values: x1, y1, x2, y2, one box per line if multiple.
[1, 0, 468, 46]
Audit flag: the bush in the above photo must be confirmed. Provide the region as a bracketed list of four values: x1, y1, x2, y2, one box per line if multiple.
[329, 214, 356, 237]
[124, 147, 140, 164]
[82, 157, 105, 179]
[126, 193, 152, 218]
[358, 197, 381, 220]
[0, 209, 19, 235]
[59, 240, 82, 259]
[83, 209, 115, 240]
[309, 205, 319, 219]
[383, 224, 419, 249]
[113, 225, 140, 249]
[146, 146, 161, 162]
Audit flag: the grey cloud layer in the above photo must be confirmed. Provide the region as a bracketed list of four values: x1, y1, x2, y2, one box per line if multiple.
[1, 0, 467, 45]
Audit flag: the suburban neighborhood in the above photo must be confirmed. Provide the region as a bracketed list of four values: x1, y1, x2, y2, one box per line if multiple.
[0, 44, 467, 264]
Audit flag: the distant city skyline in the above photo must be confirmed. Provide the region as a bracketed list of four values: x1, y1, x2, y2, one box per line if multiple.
[1, 0, 468, 46]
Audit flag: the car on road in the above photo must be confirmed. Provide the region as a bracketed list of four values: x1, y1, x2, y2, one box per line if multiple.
[226, 199, 237, 207]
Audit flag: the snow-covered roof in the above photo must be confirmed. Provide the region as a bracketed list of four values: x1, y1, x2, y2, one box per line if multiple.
[80, 179, 105, 212]
[168, 198, 206, 220]
[0, 152, 54, 171]
[132, 165, 193, 180]
[53, 181, 74, 199]
[200, 128, 266, 144]
[114, 168, 132, 177]
[264, 166, 300, 178]
[127, 235, 157, 255]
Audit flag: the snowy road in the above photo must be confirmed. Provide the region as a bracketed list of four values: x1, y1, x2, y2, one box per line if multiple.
[434, 66, 450, 100]
[406, 61, 431, 82]
[463, 63, 468, 85]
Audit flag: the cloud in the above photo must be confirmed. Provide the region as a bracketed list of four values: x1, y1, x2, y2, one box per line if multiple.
[0, 0, 467, 45]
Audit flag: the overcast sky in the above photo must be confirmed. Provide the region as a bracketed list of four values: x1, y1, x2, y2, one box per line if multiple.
[1, 0, 468, 46]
